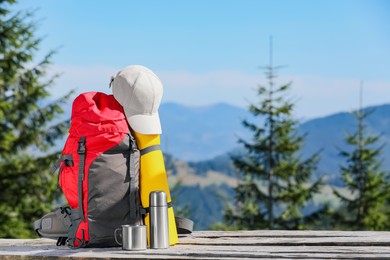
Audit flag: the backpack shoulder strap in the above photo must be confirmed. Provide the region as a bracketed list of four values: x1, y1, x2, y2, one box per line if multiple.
[175, 216, 194, 235]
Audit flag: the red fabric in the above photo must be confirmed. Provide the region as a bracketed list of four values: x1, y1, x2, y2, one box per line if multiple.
[69, 92, 129, 136]
[59, 92, 130, 245]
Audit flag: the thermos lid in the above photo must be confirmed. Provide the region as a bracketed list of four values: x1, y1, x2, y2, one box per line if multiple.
[149, 191, 167, 207]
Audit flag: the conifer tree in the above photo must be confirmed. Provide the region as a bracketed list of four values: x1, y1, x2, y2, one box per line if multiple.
[225, 41, 322, 230]
[333, 86, 390, 230]
[0, 0, 71, 237]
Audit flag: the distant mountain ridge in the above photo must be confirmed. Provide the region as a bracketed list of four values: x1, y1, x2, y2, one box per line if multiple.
[300, 103, 390, 185]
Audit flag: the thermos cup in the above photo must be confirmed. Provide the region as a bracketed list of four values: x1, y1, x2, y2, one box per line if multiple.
[149, 191, 170, 249]
[114, 225, 147, 251]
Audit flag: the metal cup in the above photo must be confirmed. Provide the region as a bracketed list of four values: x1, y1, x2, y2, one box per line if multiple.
[114, 225, 147, 251]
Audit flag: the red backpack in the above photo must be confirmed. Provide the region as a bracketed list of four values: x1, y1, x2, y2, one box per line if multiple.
[52, 92, 142, 247]
[34, 91, 193, 248]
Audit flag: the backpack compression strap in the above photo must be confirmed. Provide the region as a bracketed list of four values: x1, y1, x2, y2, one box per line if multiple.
[50, 154, 74, 188]
[50, 155, 74, 174]
[140, 145, 161, 156]
[77, 137, 86, 222]
[129, 134, 142, 223]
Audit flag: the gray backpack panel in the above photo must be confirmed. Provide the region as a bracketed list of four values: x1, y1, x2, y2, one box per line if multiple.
[87, 134, 142, 247]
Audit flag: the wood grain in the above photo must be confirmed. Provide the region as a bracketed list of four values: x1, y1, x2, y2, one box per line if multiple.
[1, 230, 390, 259]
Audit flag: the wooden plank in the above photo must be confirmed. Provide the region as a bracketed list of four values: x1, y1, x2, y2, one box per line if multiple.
[190, 230, 390, 238]
[179, 231, 390, 246]
[2, 242, 390, 259]
[1, 231, 390, 259]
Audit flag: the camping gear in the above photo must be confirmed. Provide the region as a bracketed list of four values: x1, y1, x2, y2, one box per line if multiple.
[133, 131, 179, 245]
[33, 91, 192, 248]
[149, 191, 169, 249]
[114, 225, 147, 251]
[37, 92, 143, 248]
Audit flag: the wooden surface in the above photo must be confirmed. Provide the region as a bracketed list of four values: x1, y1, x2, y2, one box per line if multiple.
[1, 230, 390, 259]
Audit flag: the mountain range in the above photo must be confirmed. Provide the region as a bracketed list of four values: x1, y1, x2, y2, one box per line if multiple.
[160, 102, 390, 181]
[158, 102, 390, 230]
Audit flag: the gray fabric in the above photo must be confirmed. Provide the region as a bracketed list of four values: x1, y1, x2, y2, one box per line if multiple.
[55, 208, 72, 228]
[87, 134, 142, 247]
[140, 144, 161, 156]
[175, 217, 194, 235]
[67, 208, 84, 248]
[129, 133, 138, 151]
[129, 132, 142, 225]
[34, 209, 69, 238]
[77, 137, 86, 222]
[129, 149, 142, 224]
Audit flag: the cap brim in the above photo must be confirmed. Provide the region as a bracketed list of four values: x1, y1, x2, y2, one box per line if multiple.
[125, 109, 162, 135]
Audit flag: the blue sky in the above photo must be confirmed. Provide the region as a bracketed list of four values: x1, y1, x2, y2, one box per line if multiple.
[15, 0, 390, 120]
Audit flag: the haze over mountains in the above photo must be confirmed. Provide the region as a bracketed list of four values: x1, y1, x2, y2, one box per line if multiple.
[159, 102, 253, 161]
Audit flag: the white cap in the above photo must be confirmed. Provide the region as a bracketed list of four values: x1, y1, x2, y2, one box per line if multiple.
[111, 65, 163, 134]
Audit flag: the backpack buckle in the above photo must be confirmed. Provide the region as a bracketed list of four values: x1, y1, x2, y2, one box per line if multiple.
[77, 137, 86, 154]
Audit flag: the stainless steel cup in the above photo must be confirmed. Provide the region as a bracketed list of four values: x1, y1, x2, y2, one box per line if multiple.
[114, 225, 147, 251]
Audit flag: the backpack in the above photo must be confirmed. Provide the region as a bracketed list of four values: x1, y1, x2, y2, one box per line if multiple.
[33, 92, 193, 248]
[41, 92, 143, 248]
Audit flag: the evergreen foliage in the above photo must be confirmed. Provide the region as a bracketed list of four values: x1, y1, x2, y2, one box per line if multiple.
[333, 107, 390, 230]
[0, 0, 71, 237]
[224, 48, 322, 230]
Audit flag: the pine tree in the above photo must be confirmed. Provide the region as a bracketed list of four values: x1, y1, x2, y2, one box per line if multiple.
[0, 0, 72, 237]
[224, 41, 322, 230]
[333, 86, 390, 230]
